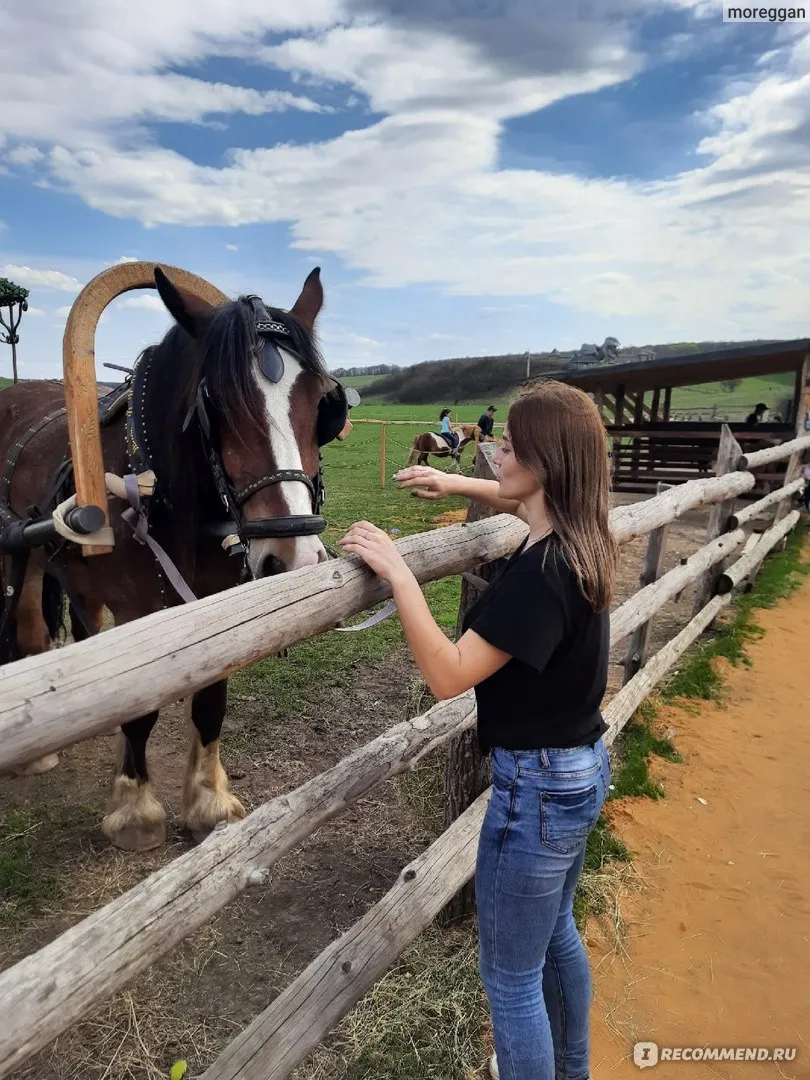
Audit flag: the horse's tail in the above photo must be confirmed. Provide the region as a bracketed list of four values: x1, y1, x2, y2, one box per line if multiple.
[407, 437, 420, 465]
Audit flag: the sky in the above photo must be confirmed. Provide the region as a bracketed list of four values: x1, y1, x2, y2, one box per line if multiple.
[1, 0, 809, 380]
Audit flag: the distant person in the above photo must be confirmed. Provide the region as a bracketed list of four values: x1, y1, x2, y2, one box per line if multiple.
[438, 407, 459, 449]
[477, 405, 497, 441]
[745, 402, 769, 426]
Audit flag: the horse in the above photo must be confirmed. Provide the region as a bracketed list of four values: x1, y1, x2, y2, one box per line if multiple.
[0, 262, 352, 851]
[407, 425, 480, 468]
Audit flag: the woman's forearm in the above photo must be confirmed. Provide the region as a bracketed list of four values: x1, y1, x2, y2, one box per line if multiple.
[390, 575, 463, 700]
[451, 476, 524, 516]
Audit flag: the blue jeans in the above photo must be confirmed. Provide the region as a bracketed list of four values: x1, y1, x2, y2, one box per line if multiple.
[476, 741, 610, 1080]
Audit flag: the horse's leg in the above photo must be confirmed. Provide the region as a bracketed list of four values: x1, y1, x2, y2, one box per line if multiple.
[103, 712, 167, 850]
[183, 680, 245, 842]
[14, 565, 61, 775]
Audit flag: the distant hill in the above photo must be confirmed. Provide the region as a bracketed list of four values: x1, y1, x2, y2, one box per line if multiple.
[358, 339, 789, 404]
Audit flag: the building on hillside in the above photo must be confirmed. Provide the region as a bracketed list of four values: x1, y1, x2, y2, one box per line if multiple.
[543, 339, 810, 494]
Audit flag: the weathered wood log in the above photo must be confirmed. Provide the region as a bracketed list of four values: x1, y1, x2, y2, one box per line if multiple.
[737, 433, 810, 471]
[605, 509, 801, 742]
[623, 483, 668, 684]
[609, 529, 745, 647]
[0, 515, 526, 773]
[772, 356, 809, 535]
[442, 443, 499, 924]
[200, 790, 490, 1080]
[727, 478, 804, 530]
[692, 425, 743, 616]
[717, 511, 801, 594]
[603, 594, 731, 747]
[0, 693, 477, 1078]
[609, 471, 755, 544]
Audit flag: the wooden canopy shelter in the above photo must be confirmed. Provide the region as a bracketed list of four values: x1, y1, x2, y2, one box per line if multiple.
[546, 339, 810, 493]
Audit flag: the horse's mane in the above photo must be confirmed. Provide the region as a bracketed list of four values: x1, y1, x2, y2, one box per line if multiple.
[139, 297, 328, 568]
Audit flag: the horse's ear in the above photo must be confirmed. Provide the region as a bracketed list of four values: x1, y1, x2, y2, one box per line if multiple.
[290, 267, 323, 329]
[154, 267, 215, 338]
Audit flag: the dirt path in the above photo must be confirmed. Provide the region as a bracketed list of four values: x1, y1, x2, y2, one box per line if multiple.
[590, 576, 810, 1079]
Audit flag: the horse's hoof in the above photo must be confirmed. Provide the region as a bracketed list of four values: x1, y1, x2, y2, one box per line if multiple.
[103, 776, 167, 851]
[106, 819, 167, 851]
[18, 753, 60, 776]
[185, 792, 246, 844]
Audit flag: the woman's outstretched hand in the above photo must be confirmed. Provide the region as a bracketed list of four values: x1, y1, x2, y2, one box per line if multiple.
[394, 465, 456, 500]
[339, 521, 413, 587]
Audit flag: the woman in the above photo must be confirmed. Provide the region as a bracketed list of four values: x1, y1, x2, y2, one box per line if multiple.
[439, 407, 460, 449]
[340, 381, 616, 1080]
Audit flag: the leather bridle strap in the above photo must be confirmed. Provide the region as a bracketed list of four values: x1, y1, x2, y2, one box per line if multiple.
[234, 469, 318, 507]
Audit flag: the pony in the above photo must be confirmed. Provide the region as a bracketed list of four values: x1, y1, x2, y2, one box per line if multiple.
[0, 263, 349, 851]
[407, 424, 481, 468]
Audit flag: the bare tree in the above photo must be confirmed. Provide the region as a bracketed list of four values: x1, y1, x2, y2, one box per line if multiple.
[0, 277, 30, 384]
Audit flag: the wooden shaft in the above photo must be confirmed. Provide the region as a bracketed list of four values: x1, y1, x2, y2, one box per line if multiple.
[62, 261, 230, 556]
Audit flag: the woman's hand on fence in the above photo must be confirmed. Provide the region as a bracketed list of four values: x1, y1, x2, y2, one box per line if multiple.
[394, 466, 455, 500]
[339, 521, 412, 587]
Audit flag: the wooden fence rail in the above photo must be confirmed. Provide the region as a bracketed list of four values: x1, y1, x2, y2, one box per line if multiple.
[201, 506, 801, 1080]
[2, 430, 807, 773]
[0, 483, 804, 1077]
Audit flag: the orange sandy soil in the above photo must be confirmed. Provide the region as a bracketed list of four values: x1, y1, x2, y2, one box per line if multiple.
[589, 576, 810, 1079]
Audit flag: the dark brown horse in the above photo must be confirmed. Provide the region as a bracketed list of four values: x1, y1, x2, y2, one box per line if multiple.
[407, 425, 480, 468]
[0, 263, 349, 850]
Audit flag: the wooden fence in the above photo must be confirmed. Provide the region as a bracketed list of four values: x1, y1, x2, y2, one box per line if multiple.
[0, 426, 808, 1079]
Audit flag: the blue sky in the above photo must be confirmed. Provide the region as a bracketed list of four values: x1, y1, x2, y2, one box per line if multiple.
[1, 0, 809, 380]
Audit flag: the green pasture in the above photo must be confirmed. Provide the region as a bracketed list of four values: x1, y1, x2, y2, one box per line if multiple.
[349, 372, 796, 422]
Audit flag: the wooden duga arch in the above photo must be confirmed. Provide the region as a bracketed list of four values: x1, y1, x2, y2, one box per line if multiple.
[62, 261, 230, 556]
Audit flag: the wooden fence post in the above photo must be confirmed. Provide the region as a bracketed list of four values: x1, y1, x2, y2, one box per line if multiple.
[772, 353, 809, 542]
[692, 424, 743, 615]
[623, 482, 668, 683]
[440, 443, 502, 924]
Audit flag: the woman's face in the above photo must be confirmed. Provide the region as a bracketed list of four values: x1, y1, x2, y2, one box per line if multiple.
[493, 426, 542, 502]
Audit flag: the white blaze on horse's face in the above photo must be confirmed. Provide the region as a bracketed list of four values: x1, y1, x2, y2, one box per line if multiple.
[247, 346, 327, 575]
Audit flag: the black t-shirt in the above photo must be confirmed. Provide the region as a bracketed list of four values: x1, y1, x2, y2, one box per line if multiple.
[461, 535, 609, 753]
[477, 413, 494, 436]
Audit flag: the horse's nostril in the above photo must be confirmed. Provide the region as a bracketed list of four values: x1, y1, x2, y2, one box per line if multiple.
[259, 554, 287, 578]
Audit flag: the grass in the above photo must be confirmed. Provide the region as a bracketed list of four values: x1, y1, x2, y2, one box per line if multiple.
[347, 373, 795, 425]
[296, 928, 488, 1080]
[662, 521, 810, 703]
[0, 802, 101, 929]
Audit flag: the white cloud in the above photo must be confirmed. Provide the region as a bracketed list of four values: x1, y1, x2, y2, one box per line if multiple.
[54, 305, 74, 317]
[2, 1, 810, 342]
[347, 332, 382, 346]
[0, 264, 82, 292]
[226, 243, 239, 251]
[25, 305, 45, 316]
[119, 293, 166, 312]
[117, 255, 140, 263]
[6, 144, 45, 166]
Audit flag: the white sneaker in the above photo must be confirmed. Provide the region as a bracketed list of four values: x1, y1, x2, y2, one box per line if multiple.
[488, 1053, 500, 1079]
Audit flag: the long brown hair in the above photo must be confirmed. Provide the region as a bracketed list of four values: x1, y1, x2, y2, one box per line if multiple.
[507, 380, 618, 611]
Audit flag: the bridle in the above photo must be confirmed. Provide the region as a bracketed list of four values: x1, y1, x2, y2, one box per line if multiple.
[132, 294, 352, 567]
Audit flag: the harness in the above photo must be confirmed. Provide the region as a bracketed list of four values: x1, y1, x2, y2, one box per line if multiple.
[0, 303, 356, 655]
